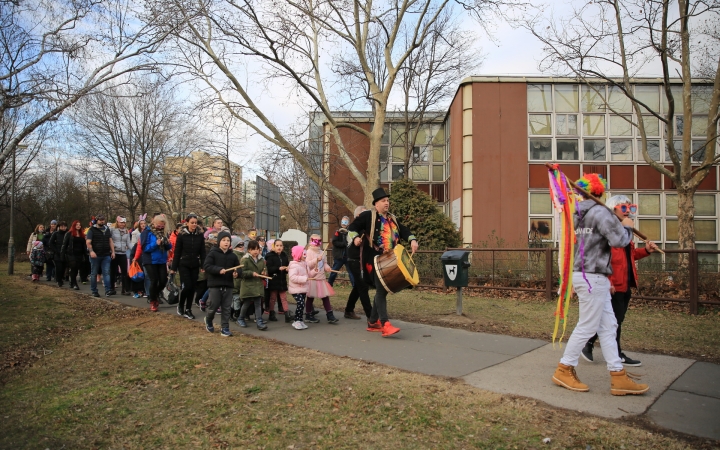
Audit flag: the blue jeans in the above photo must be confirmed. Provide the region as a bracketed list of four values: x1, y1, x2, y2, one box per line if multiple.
[90, 255, 112, 294]
[328, 257, 354, 286]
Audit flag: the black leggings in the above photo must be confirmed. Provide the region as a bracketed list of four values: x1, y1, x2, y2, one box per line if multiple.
[178, 266, 199, 311]
[111, 253, 130, 293]
[194, 279, 208, 305]
[68, 259, 82, 286]
[143, 264, 168, 302]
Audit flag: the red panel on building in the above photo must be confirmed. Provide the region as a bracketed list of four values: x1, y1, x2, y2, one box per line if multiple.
[636, 165, 662, 189]
[562, 165, 580, 184]
[664, 166, 675, 189]
[610, 165, 634, 189]
[697, 167, 717, 190]
[582, 164, 608, 179]
[529, 165, 547, 188]
[417, 184, 430, 194]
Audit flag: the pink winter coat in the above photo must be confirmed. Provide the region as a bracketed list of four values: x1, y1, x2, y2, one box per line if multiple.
[288, 260, 315, 294]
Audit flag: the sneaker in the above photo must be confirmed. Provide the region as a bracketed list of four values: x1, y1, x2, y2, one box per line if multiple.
[305, 314, 320, 323]
[142, 293, 148, 298]
[204, 317, 214, 333]
[237, 318, 247, 328]
[82, 281, 88, 285]
[133, 293, 140, 298]
[381, 321, 400, 337]
[581, 343, 594, 363]
[177, 306, 184, 317]
[257, 319, 267, 331]
[300, 321, 308, 329]
[620, 353, 642, 367]
[344, 311, 361, 320]
[220, 328, 232, 337]
[310, 309, 320, 316]
[326, 311, 339, 324]
[366, 320, 382, 332]
[73, 285, 80, 291]
[292, 321, 305, 330]
[106, 290, 116, 296]
[92, 292, 100, 298]
[184, 310, 195, 320]
[150, 301, 159, 312]
[268, 311, 278, 322]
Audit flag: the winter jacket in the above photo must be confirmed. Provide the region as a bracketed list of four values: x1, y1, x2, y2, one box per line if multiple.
[232, 249, 245, 295]
[171, 226, 207, 271]
[265, 251, 289, 292]
[239, 254, 267, 298]
[30, 246, 46, 267]
[203, 246, 240, 288]
[87, 225, 114, 257]
[61, 233, 87, 264]
[111, 227, 132, 253]
[305, 246, 331, 276]
[48, 230, 67, 262]
[608, 242, 651, 292]
[130, 228, 142, 247]
[287, 260, 310, 294]
[573, 200, 633, 275]
[331, 228, 349, 260]
[27, 232, 44, 254]
[136, 228, 172, 265]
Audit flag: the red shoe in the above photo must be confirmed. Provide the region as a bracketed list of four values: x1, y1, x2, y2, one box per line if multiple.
[150, 300, 159, 312]
[381, 321, 400, 337]
[366, 320, 382, 332]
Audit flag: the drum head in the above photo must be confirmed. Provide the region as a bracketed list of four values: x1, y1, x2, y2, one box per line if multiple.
[393, 244, 419, 286]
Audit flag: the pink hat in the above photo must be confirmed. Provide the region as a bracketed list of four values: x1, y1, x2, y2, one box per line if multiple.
[291, 245, 304, 262]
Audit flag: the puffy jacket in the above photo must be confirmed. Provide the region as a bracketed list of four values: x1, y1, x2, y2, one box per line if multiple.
[111, 227, 132, 252]
[203, 246, 240, 288]
[306, 246, 331, 276]
[48, 230, 67, 261]
[239, 254, 266, 298]
[171, 226, 207, 271]
[331, 228, 348, 259]
[608, 243, 651, 292]
[287, 261, 309, 294]
[136, 228, 172, 265]
[573, 200, 633, 275]
[266, 251, 289, 292]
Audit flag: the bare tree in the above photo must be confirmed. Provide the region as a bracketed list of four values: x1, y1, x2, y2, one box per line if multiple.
[152, 0, 508, 210]
[0, 0, 170, 168]
[525, 0, 720, 253]
[70, 77, 197, 219]
[263, 150, 312, 234]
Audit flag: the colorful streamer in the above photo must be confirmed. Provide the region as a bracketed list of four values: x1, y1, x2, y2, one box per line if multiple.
[547, 164, 577, 347]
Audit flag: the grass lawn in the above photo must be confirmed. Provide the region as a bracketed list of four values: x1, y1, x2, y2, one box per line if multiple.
[329, 283, 720, 364]
[0, 266, 713, 449]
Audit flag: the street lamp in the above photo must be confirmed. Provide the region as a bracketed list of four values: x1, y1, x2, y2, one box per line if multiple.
[8, 143, 28, 275]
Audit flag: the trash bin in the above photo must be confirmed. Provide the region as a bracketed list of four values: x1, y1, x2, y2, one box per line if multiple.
[441, 250, 471, 288]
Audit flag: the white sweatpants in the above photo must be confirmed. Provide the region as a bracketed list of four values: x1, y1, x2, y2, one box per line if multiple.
[560, 272, 623, 372]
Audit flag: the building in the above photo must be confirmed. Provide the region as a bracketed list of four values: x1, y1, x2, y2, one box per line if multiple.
[318, 76, 719, 253]
[163, 150, 243, 219]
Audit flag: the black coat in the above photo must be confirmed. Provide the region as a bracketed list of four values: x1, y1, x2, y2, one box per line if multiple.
[61, 233, 87, 264]
[171, 227, 207, 271]
[265, 251, 289, 291]
[48, 230, 67, 261]
[331, 228, 348, 260]
[203, 246, 240, 288]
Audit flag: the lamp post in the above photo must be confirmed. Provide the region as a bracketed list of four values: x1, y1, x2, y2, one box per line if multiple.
[8, 143, 27, 275]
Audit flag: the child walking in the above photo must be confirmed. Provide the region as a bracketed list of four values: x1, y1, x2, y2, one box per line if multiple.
[288, 245, 310, 330]
[305, 234, 338, 324]
[203, 231, 240, 337]
[237, 240, 268, 331]
[230, 237, 245, 321]
[266, 239, 291, 323]
[30, 240, 46, 281]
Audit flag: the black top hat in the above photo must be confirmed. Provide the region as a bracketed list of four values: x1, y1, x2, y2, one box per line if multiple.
[372, 187, 389, 205]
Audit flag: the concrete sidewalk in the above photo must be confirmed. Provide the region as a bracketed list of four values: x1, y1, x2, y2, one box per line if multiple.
[57, 279, 720, 441]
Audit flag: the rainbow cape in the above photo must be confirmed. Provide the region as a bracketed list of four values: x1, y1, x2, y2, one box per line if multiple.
[547, 165, 577, 347]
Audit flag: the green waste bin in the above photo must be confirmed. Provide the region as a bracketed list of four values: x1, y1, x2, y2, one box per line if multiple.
[441, 250, 471, 288]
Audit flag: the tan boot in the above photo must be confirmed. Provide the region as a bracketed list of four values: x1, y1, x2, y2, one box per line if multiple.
[610, 368, 649, 396]
[552, 363, 589, 392]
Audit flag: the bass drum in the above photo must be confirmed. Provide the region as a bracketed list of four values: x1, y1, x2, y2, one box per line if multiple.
[373, 244, 420, 294]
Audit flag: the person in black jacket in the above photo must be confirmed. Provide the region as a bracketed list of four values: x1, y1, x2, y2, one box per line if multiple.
[61, 220, 87, 290]
[48, 221, 68, 287]
[42, 220, 58, 281]
[347, 188, 418, 337]
[328, 216, 352, 287]
[203, 231, 240, 337]
[343, 206, 372, 320]
[266, 239, 291, 323]
[169, 214, 207, 320]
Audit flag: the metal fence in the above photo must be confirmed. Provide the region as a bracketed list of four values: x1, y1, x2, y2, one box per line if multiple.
[410, 248, 720, 315]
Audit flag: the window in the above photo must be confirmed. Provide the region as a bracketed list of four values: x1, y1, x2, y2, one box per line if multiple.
[555, 85, 579, 112]
[638, 194, 661, 215]
[556, 114, 578, 135]
[530, 193, 552, 214]
[610, 115, 633, 136]
[557, 139, 579, 160]
[692, 140, 706, 162]
[582, 85, 606, 112]
[607, 86, 633, 113]
[662, 86, 684, 113]
[391, 165, 404, 180]
[583, 115, 605, 136]
[691, 85, 713, 114]
[412, 165, 429, 181]
[412, 146, 429, 163]
[635, 85, 660, 113]
[584, 139, 606, 160]
[692, 116, 709, 136]
[640, 116, 660, 136]
[529, 114, 552, 135]
[528, 84, 552, 111]
[529, 139, 552, 160]
[636, 140, 660, 162]
[610, 139, 633, 161]
[432, 165, 444, 182]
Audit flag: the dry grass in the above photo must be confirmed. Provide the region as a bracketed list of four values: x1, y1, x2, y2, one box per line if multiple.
[330, 284, 720, 364]
[0, 269, 715, 449]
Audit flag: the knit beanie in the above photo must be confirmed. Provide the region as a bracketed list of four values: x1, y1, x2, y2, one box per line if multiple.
[291, 245, 304, 262]
[217, 231, 232, 245]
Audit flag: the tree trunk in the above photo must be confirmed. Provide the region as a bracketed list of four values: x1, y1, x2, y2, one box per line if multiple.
[676, 185, 696, 267]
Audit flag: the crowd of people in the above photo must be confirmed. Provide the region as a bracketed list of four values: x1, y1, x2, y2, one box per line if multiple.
[24, 188, 417, 338]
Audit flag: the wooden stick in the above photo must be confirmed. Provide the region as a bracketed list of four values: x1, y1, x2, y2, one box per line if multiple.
[545, 163, 665, 254]
[222, 265, 274, 278]
[329, 269, 342, 274]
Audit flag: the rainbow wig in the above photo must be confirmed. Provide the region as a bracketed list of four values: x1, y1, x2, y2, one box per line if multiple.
[575, 173, 607, 197]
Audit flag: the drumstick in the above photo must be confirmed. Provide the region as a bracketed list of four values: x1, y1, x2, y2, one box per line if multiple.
[221, 265, 271, 279]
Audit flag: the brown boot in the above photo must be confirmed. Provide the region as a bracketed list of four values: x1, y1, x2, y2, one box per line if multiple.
[610, 369, 649, 396]
[552, 363, 589, 392]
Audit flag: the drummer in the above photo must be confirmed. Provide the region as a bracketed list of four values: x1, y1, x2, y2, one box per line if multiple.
[347, 187, 419, 337]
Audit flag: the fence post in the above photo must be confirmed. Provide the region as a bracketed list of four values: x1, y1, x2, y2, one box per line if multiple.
[689, 248, 698, 315]
[456, 287, 463, 315]
[545, 248, 553, 301]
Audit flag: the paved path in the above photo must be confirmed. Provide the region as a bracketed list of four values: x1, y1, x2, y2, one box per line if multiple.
[58, 279, 720, 441]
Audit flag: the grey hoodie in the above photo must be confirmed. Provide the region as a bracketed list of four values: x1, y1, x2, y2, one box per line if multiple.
[573, 200, 633, 275]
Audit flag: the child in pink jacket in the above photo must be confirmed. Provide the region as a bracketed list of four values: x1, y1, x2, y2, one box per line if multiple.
[288, 245, 310, 330]
[305, 234, 337, 324]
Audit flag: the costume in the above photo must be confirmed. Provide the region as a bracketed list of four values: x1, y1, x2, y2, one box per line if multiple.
[305, 238, 337, 323]
[347, 188, 417, 336]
